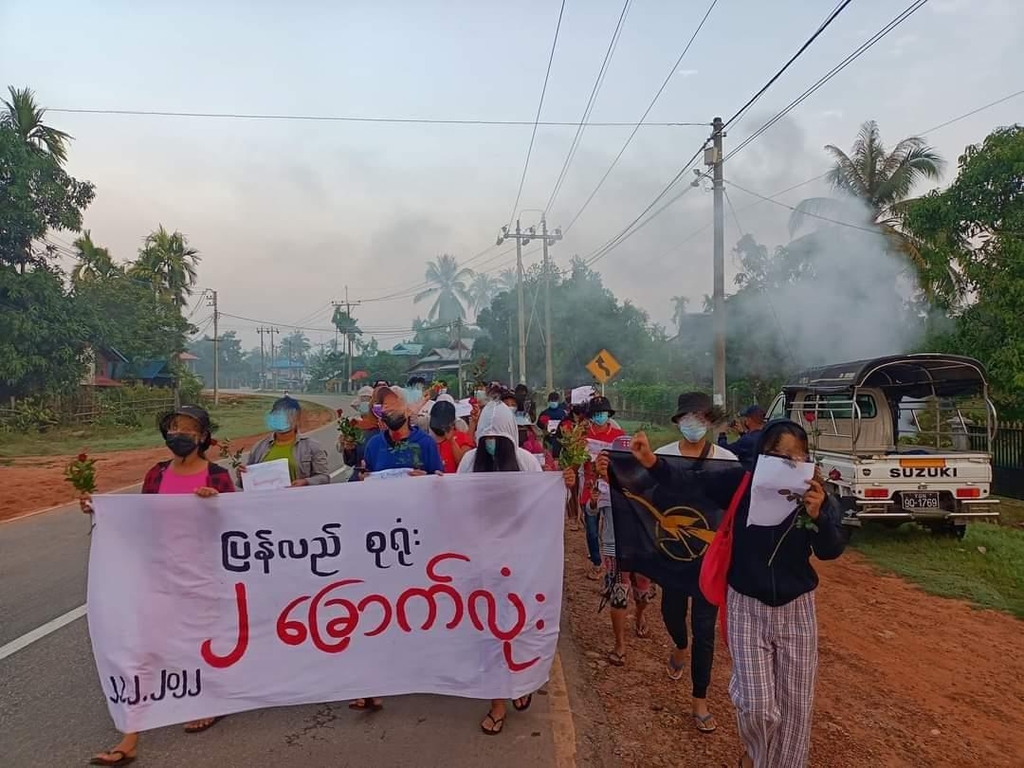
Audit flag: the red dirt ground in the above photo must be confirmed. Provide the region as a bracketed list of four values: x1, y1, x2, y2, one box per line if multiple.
[0, 408, 334, 523]
[562, 524, 1024, 767]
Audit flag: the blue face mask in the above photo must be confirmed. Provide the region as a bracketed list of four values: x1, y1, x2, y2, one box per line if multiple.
[678, 415, 708, 443]
[474, 390, 486, 401]
[357, 402, 370, 415]
[484, 437, 497, 456]
[591, 412, 610, 426]
[266, 411, 291, 433]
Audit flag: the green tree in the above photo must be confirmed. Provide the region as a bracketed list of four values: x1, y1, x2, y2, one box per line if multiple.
[414, 254, 473, 322]
[281, 330, 311, 363]
[790, 120, 945, 276]
[468, 272, 499, 317]
[188, 331, 251, 387]
[130, 225, 200, 308]
[670, 295, 689, 337]
[496, 268, 518, 294]
[70, 230, 119, 284]
[2, 86, 71, 164]
[0, 123, 94, 270]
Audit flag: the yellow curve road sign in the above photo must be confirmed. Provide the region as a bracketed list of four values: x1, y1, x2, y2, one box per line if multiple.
[585, 349, 621, 384]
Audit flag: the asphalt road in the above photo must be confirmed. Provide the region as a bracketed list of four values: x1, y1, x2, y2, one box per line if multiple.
[0, 393, 574, 767]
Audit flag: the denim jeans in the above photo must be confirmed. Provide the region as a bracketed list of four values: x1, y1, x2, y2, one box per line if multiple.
[583, 509, 601, 566]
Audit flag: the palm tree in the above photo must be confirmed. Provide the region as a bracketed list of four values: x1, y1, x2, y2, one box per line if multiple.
[789, 120, 945, 268]
[670, 295, 689, 337]
[468, 272, 499, 317]
[1, 86, 72, 164]
[131, 225, 200, 307]
[414, 254, 473, 322]
[496, 268, 519, 294]
[70, 231, 119, 283]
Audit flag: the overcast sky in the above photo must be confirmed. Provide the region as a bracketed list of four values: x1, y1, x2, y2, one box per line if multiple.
[2, 0, 1021, 352]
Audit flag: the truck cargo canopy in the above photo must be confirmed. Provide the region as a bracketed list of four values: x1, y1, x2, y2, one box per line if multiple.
[783, 354, 988, 398]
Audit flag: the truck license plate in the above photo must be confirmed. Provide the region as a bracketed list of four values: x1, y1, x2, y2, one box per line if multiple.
[902, 492, 940, 510]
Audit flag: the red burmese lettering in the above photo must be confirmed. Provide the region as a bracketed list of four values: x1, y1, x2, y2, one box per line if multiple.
[426, 552, 471, 583]
[310, 579, 363, 653]
[356, 594, 393, 637]
[502, 641, 540, 673]
[467, 589, 527, 642]
[200, 582, 250, 669]
[396, 584, 463, 632]
[277, 594, 311, 646]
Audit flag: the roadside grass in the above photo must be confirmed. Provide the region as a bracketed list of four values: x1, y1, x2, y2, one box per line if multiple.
[617, 419, 676, 449]
[852, 521, 1024, 619]
[994, 495, 1024, 525]
[0, 396, 331, 457]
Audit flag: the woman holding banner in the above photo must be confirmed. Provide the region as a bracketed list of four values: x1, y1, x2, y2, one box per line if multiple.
[79, 405, 233, 766]
[457, 401, 577, 735]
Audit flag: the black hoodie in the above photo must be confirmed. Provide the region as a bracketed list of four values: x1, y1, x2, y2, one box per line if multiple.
[727, 421, 845, 606]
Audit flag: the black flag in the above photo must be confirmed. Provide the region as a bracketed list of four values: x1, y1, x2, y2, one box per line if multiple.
[607, 451, 745, 591]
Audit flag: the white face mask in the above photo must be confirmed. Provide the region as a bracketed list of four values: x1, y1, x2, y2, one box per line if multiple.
[678, 415, 708, 443]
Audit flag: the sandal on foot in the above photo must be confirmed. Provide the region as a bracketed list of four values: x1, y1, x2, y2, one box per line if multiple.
[349, 698, 384, 712]
[607, 650, 626, 667]
[635, 621, 651, 639]
[667, 653, 685, 681]
[183, 716, 222, 733]
[480, 712, 505, 735]
[89, 750, 136, 766]
[512, 694, 533, 712]
[694, 712, 717, 733]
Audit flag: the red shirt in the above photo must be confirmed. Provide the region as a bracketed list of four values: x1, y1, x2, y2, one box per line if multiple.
[437, 430, 476, 473]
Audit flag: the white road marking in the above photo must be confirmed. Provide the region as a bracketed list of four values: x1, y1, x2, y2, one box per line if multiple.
[0, 604, 87, 662]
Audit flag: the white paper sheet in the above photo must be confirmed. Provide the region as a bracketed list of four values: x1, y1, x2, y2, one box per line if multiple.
[455, 399, 473, 418]
[242, 459, 292, 491]
[747, 455, 815, 527]
[546, 419, 560, 434]
[365, 467, 414, 481]
[571, 386, 595, 405]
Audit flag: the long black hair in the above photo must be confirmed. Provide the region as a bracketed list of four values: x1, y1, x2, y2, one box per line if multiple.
[472, 435, 521, 472]
[755, 420, 810, 465]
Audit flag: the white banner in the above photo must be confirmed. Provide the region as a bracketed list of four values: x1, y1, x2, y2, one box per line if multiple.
[87, 473, 565, 733]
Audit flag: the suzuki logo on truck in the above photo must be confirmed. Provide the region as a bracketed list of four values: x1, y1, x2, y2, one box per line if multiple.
[889, 467, 958, 478]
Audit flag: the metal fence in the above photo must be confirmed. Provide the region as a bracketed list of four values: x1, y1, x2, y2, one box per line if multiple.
[970, 422, 1024, 500]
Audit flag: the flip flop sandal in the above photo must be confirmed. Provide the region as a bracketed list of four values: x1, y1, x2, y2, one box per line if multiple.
[635, 622, 651, 639]
[89, 750, 136, 766]
[667, 654, 685, 681]
[607, 651, 626, 667]
[480, 712, 505, 735]
[349, 698, 384, 712]
[512, 693, 533, 712]
[183, 716, 223, 733]
[694, 712, 718, 733]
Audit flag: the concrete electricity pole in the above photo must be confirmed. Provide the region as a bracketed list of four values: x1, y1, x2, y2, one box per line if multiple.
[206, 290, 219, 404]
[332, 288, 361, 394]
[267, 326, 279, 391]
[256, 326, 268, 390]
[709, 116, 726, 408]
[496, 220, 534, 386]
[540, 215, 563, 393]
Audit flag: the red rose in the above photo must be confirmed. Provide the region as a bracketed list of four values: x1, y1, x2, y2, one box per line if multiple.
[803, 412, 816, 423]
[209, 438, 219, 447]
[336, 408, 345, 417]
[828, 468, 842, 481]
[77, 452, 88, 462]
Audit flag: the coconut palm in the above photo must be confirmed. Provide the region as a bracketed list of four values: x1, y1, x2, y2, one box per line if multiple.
[414, 254, 473, 322]
[1, 86, 72, 164]
[496, 268, 519, 294]
[70, 231, 119, 283]
[130, 225, 200, 307]
[670, 295, 689, 337]
[789, 121, 945, 268]
[468, 272, 500, 317]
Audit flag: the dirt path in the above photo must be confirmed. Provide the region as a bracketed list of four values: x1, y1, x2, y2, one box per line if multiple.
[0, 409, 334, 523]
[562, 526, 1024, 767]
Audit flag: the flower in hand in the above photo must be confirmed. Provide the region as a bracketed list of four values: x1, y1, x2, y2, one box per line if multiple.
[65, 452, 97, 499]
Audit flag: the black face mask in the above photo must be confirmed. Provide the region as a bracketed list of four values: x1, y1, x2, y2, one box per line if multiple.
[430, 426, 448, 438]
[166, 433, 198, 458]
[382, 412, 407, 432]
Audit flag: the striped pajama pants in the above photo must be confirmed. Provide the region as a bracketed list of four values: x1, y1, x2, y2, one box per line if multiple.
[727, 587, 818, 768]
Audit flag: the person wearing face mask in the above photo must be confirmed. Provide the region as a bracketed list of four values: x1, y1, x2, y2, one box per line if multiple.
[429, 399, 474, 473]
[717, 405, 767, 467]
[457, 401, 577, 735]
[651, 392, 737, 734]
[339, 386, 380, 468]
[79, 405, 233, 766]
[241, 397, 330, 487]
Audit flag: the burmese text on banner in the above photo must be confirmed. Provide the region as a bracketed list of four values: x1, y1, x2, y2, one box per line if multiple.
[86, 473, 565, 732]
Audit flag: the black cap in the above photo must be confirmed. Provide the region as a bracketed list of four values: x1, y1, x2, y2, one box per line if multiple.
[429, 400, 457, 432]
[741, 404, 766, 418]
[587, 396, 615, 418]
[158, 405, 212, 438]
[671, 392, 726, 424]
[271, 396, 301, 412]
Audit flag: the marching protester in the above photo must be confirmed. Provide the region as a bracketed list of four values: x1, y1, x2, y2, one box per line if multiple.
[654, 392, 737, 734]
[718, 405, 767, 466]
[240, 396, 330, 487]
[628, 421, 845, 768]
[538, 391, 568, 459]
[340, 385, 380, 468]
[80, 405, 234, 766]
[587, 396, 654, 663]
[457, 401, 576, 735]
[430, 398, 474, 473]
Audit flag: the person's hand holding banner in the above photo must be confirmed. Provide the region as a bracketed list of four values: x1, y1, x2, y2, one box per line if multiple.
[629, 431, 657, 469]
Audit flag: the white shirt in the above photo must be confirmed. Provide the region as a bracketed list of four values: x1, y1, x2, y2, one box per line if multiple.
[655, 441, 738, 460]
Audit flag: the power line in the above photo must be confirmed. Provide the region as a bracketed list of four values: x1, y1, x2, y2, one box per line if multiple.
[505, 0, 567, 229]
[49, 106, 706, 128]
[544, 0, 632, 216]
[561, 0, 720, 233]
[917, 88, 1024, 136]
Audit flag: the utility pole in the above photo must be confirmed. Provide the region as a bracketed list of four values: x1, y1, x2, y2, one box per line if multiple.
[267, 326, 279, 391]
[496, 220, 534, 386]
[332, 288, 361, 394]
[207, 290, 219, 405]
[709, 116, 726, 408]
[256, 326, 268, 390]
[540, 215, 563, 394]
[455, 317, 464, 398]
[507, 315, 514, 386]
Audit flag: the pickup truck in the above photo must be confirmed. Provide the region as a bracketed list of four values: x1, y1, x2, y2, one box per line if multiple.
[765, 354, 1000, 539]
